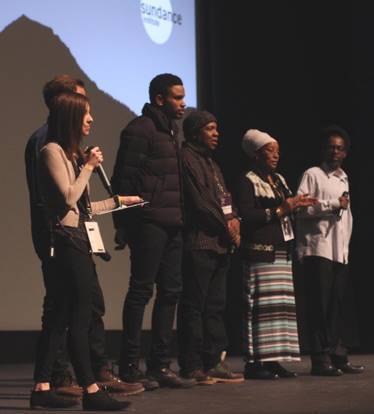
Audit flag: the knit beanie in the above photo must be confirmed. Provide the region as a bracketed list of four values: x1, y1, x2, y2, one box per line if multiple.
[183, 110, 217, 141]
[242, 129, 277, 158]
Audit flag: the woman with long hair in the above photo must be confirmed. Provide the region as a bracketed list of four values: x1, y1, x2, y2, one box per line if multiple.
[31, 91, 142, 411]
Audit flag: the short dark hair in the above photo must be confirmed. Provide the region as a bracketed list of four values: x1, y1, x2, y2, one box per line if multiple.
[43, 75, 85, 109]
[47, 92, 89, 160]
[149, 73, 183, 104]
[321, 124, 351, 152]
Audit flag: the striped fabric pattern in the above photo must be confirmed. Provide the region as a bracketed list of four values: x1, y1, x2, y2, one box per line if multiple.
[243, 251, 300, 362]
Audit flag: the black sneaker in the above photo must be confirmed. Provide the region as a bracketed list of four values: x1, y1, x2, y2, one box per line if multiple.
[30, 389, 79, 409]
[146, 367, 196, 388]
[333, 362, 364, 374]
[120, 363, 159, 391]
[310, 364, 343, 377]
[82, 389, 130, 411]
[264, 361, 297, 378]
[244, 362, 279, 380]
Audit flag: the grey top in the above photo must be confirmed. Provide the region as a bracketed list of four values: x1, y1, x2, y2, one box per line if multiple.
[40, 142, 116, 227]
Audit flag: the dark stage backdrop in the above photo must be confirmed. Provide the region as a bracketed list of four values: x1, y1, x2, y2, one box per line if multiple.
[196, 0, 373, 352]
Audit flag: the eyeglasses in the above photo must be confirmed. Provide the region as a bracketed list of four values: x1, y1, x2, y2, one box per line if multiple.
[326, 145, 346, 152]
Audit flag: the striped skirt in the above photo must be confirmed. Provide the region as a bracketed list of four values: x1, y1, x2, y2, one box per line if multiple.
[243, 251, 300, 362]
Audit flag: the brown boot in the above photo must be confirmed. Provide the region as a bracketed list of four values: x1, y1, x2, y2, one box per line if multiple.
[95, 367, 145, 396]
[205, 352, 244, 384]
[50, 370, 83, 398]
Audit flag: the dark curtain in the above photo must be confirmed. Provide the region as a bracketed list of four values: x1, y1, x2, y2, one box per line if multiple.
[196, 0, 373, 353]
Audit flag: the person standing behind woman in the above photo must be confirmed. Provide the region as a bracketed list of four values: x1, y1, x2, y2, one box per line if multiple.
[32, 91, 142, 411]
[237, 129, 316, 380]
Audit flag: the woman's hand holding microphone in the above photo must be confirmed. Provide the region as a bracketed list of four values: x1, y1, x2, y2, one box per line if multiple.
[84, 146, 144, 206]
[84, 146, 103, 171]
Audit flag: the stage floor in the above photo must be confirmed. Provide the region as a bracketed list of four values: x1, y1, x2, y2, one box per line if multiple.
[0, 355, 372, 413]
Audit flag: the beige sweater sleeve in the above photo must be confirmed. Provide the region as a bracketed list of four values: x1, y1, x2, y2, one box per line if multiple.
[41, 144, 93, 208]
[41, 143, 117, 216]
[91, 199, 117, 214]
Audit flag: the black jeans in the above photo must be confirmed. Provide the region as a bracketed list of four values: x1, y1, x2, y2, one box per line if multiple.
[177, 250, 229, 372]
[120, 223, 182, 371]
[303, 256, 349, 366]
[34, 237, 108, 386]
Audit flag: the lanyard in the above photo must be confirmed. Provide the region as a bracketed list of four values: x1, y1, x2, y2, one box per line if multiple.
[207, 157, 226, 196]
[73, 160, 93, 219]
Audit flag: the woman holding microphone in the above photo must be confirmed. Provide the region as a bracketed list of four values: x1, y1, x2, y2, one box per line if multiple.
[31, 91, 142, 411]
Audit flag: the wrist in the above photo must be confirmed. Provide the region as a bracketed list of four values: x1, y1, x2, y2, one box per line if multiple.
[84, 163, 94, 171]
[114, 195, 121, 208]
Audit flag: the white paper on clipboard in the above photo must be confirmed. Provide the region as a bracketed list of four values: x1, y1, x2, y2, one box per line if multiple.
[95, 201, 149, 216]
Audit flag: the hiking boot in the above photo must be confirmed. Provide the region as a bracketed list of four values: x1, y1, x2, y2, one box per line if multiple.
[120, 363, 159, 391]
[206, 352, 244, 383]
[180, 369, 216, 385]
[147, 367, 196, 388]
[30, 389, 79, 409]
[50, 369, 83, 398]
[95, 366, 144, 395]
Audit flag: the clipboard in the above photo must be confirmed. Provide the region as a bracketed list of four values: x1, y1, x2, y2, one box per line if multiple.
[95, 201, 149, 216]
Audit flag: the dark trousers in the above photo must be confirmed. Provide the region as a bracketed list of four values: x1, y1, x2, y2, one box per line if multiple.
[34, 237, 108, 386]
[32, 212, 108, 382]
[303, 256, 349, 366]
[120, 223, 183, 370]
[40, 258, 69, 375]
[177, 250, 229, 372]
[31, 210, 70, 376]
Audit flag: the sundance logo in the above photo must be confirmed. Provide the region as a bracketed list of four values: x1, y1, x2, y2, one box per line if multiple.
[140, 0, 182, 44]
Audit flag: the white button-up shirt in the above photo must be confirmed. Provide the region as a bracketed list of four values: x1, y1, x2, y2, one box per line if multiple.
[296, 164, 352, 264]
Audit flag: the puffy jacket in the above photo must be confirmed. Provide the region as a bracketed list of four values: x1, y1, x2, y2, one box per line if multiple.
[111, 103, 183, 228]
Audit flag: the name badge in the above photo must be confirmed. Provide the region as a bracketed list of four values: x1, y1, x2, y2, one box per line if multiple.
[84, 221, 106, 253]
[220, 194, 233, 216]
[280, 216, 294, 241]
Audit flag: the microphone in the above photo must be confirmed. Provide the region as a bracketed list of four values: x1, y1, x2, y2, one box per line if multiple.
[85, 146, 114, 197]
[337, 191, 349, 221]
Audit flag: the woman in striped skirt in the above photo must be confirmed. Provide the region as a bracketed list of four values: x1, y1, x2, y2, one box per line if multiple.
[237, 129, 316, 379]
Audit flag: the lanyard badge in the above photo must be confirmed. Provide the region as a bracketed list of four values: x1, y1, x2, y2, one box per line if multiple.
[84, 221, 106, 253]
[280, 215, 294, 241]
[220, 193, 233, 217]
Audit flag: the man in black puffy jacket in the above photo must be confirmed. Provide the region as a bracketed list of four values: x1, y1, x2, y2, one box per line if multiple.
[112, 74, 194, 389]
